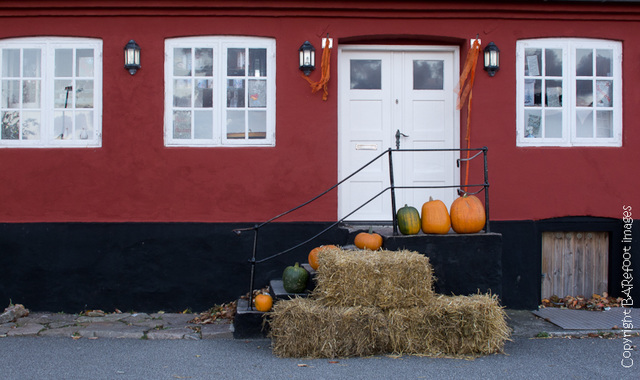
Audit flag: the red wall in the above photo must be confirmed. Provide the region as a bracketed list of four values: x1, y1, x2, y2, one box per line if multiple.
[0, 1, 638, 223]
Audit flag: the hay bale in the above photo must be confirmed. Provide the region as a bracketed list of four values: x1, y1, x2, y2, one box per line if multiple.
[386, 294, 511, 357]
[268, 297, 390, 358]
[312, 249, 435, 309]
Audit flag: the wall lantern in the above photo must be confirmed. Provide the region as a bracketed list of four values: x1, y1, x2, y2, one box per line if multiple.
[124, 40, 141, 75]
[483, 41, 500, 77]
[299, 41, 315, 76]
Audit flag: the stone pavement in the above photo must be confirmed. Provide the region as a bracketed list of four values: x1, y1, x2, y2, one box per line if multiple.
[2, 308, 636, 341]
[0, 311, 233, 340]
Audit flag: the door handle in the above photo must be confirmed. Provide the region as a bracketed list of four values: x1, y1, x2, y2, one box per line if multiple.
[395, 129, 409, 149]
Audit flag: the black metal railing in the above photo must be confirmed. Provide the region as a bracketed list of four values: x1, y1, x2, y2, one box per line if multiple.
[233, 147, 489, 310]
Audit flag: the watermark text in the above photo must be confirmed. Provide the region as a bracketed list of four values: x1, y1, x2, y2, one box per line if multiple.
[621, 205, 634, 369]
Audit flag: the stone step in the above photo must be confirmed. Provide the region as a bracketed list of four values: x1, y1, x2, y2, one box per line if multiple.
[232, 298, 268, 339]
[269, 279, 311, 300]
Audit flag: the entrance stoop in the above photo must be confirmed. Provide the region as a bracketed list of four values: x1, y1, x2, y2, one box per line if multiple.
[233, 228, 503, 338]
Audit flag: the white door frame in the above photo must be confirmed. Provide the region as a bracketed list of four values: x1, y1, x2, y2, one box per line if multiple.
[337, 44, 461, 222]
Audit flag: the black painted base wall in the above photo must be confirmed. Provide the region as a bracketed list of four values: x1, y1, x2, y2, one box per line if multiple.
[384, 233, 502, 298]
[0, 218, 637, 312]
[0, 223, 347, 313]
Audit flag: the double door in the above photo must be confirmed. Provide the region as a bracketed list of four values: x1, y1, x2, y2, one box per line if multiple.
[338, 46, 459, 221]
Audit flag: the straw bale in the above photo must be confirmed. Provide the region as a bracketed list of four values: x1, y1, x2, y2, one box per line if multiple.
[268, 297, 390, 358]
[386, 294, 511, 357]
[312, 249, 435, 309]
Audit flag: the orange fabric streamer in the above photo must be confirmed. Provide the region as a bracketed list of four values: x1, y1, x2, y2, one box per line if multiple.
[456, 39, 481, 193]
[301, 41, 331, 101]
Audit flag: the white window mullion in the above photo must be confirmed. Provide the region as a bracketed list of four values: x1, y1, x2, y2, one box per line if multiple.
[212, 42, 222, 145]
[43, 44, 54, 146]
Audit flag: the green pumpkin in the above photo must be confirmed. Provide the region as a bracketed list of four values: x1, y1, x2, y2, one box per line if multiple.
[397, 204, 421, 235]
[282, 262, 309, 293]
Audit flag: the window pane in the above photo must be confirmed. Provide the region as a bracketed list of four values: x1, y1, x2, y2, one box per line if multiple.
[75, 110, 92, 140]
[545, 79, 562, 107]
[2, 49, 20, 77]
[596, 49, 613, 77]
[173, 110, 191, 139]
[1, 110, 19, 139]
[524, 110, 542, 138]
[23, 49, 41, 77]
[413, 60, 443, 90]
[55, 49, 73, 77]
[576, 109, 593, 137]
[76, 49, 94, 77]
[22, 110, 40, 140]
[545, 109, 562, 138]
[173, 79, 192, 107]
[2, 80, 20, 108]
[53, 110, 73, 139]
[249, 48, 267, 77]
[174, 48, 192, 76]
[194, 79, 213, 108]
[194, 110, 213, 139]
[524, 79, 541, 106]
[595, 80, 612, 107]
[194, 48, 213, 77]
[227, 48, 246, 76]
[576, 80, 592, 107]
[227, 79, 245, 108]
[350, 60, 382, 89]
[76, 80, 93, 108]
[22, 80, 41, 108]
[248, 79, 266, 108]
[576, 49, 593, 76]
[54, 80, 73, 108]
[248, 111, 266, 139]
[524, 48, 541, 76]
[596, 110, 613, 138]
[226, 110, 245, 139]
[545, 49, 562, 76]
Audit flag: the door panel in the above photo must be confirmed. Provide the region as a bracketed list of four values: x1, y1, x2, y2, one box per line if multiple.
[397, 51, 457, 212]
[339, 47, 459, 221]
[339, 52, 392, 221]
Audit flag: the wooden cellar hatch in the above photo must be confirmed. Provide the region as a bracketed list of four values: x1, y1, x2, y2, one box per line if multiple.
[541, 231, 609, 299]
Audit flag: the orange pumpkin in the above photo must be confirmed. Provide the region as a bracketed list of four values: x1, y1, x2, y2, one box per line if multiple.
[254, 294, 273, 312]
[354, 228, 383, 250]
[308, 245, 338, 270]
[421, 196, 451, 234]
[450, 194, 486, 234]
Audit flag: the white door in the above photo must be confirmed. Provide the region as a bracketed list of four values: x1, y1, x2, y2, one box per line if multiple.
[338, 46, 459, 222]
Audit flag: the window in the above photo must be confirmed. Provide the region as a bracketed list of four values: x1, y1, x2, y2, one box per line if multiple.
[0, 37, 102, 147]
[516, 39, 621, 147]
[164, 37, 275, 147]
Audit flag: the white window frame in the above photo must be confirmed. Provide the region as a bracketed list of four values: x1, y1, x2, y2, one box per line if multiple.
[0, 37, 102, 148]
[516, 38, 622, 147]
[164, 36, 276, 147]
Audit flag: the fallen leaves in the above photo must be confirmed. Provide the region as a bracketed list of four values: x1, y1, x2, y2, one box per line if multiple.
[540, 292, 623, 311]
[188, 302, 237, 324]
[0, 303, 29, 324]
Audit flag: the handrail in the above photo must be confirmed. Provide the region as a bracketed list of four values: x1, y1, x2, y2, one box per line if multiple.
[234, 147, 489, 310]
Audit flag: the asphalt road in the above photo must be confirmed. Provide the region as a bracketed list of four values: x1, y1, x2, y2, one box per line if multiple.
[0, 336, 637, 379]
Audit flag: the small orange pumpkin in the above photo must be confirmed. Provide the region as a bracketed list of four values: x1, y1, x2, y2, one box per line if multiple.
[308, 245, 338, 270]
[421, 196, 451, 234]
[354, 228, 383, 250]
[254, 293, 273, 312]
[450, 194, 486, 234]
